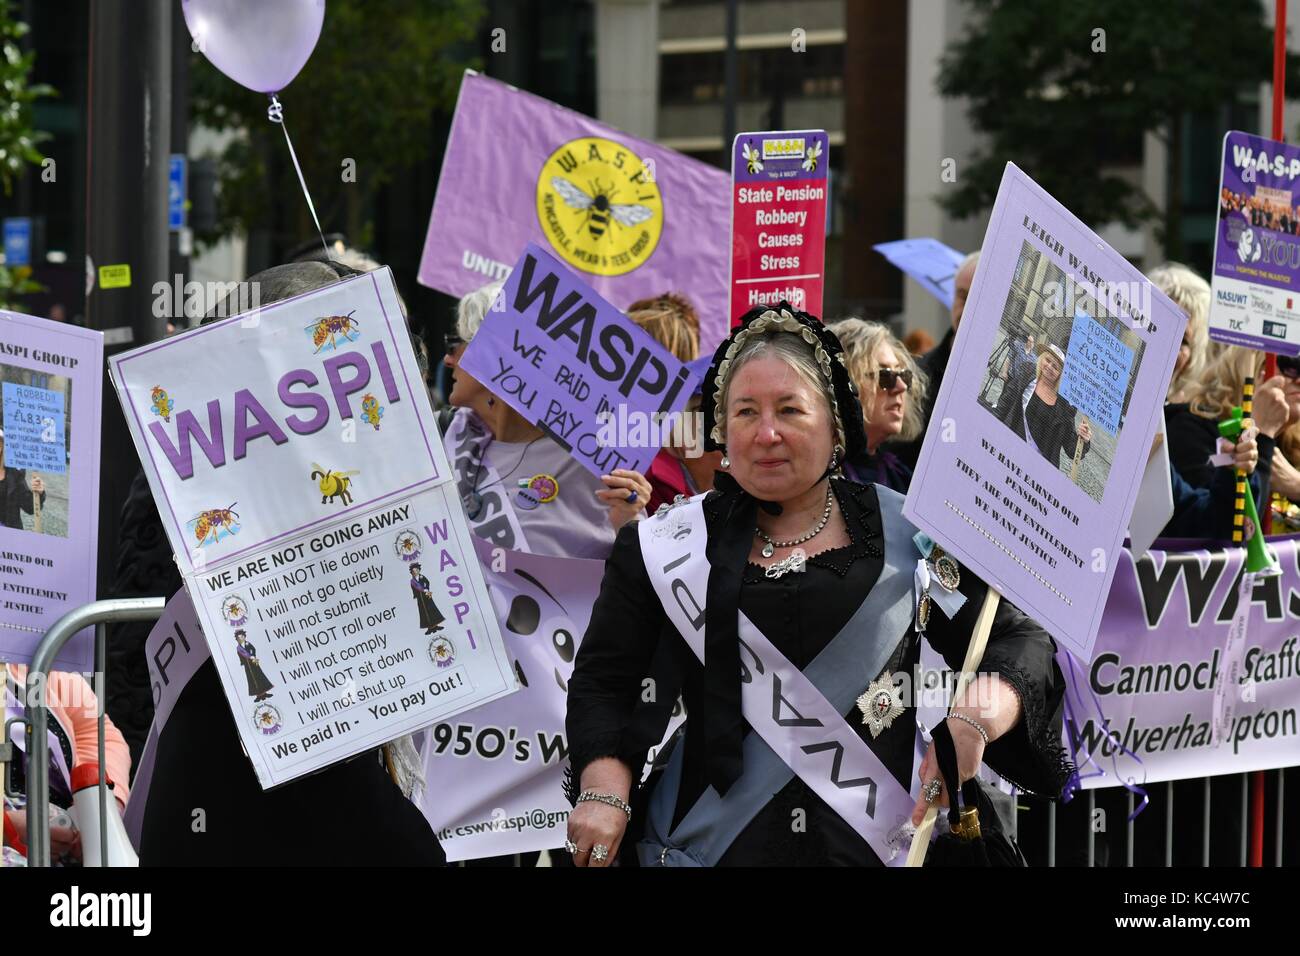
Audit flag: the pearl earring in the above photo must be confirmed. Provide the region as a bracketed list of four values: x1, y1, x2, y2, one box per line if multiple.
[720, 455, 730, 469]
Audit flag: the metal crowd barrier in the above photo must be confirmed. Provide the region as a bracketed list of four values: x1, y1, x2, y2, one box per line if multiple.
[1017, 770, 1289, 866]
[9, 596, 1289, 867]
[19, 597, 165, 867]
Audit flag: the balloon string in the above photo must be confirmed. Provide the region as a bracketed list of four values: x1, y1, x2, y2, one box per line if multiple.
[268, 95, 331, 259]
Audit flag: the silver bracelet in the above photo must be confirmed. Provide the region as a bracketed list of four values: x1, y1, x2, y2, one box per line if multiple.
[946, 711, 990, 745]
[577, 790, 632, 820]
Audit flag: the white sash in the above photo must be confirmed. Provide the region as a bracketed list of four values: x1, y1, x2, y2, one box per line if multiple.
[638, 496, 916, 864]
[443, 409, 531, 552]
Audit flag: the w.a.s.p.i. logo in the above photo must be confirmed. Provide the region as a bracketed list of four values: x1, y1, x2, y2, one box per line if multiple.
[536, 136, 663, 276]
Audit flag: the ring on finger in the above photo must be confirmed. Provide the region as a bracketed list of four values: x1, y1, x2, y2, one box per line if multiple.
[591, 843, 610, 863]
[564, 839, 582, 855]
[923, 778, 943, 803]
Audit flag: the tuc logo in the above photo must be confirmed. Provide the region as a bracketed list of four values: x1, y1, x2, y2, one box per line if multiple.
[535, 136, 662, 277]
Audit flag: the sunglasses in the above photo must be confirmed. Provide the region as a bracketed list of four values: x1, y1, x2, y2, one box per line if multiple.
[877, 367, 913, 390]
[1278, 355, 1300, 380]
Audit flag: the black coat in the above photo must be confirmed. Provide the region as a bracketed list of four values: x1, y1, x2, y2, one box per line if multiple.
[0, 466, 44, 530]
[566, 478, 1070, 866]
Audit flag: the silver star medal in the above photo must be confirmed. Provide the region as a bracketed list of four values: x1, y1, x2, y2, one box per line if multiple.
[856, 671, 905, 738]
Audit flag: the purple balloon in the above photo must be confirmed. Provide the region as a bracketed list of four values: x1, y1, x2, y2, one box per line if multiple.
[182, 0, 325, 95]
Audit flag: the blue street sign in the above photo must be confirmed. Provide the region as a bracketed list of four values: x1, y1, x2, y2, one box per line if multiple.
[3, 217, 32, 267]
[168, 154, 187, 231]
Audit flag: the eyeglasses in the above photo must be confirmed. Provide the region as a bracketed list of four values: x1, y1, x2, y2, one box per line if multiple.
[877, 367, 913, 390]
[1277, 355, 1300, 379]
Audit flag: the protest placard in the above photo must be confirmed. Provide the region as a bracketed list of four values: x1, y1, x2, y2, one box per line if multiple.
[1066, 539, 1300, 787]
[905, 164, 1186, 663]
[1125, 416, 1174, 559]
[729, 130, 829, 321]
[420, 538, 684, 859]
[456, 242, 702, 479]
[0, 310, 102, 670]
[123, 589, 208, 848]
[109, 269, 517, 787]
[1209, 130, 1300, 355]
[873, 238, 966, 309]
[418, 70, 732, 350]
[1058, 308, 1135, 436]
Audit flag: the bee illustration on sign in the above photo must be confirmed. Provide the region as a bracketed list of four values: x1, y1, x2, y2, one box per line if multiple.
[252, 702, 283, 736]
[187, 503, 241, 547]
[149, 386, 174, 423]
[802, 140, 824, 173]
[393, 528, 422, 563]
[550, 177, 655, 242]
[360, 393, 384, 430]
[221, 594, 249, 627]
[742, 140, 763, 174]
[305, 311, 361, 353]
[311, 464, 358, 506]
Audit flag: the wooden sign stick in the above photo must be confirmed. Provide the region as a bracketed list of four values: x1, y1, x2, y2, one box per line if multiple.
[906, 585, 1001, 867]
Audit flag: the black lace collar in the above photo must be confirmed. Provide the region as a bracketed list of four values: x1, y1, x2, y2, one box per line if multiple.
[702, 477, 883, 580]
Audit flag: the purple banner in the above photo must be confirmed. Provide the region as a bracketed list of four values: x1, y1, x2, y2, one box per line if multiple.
[418, 539, 606, 861]
[1069, 540, 1300, 787]
[904, 164, 1186, 663]
[1209, 130, 1300, 355]
[418, 70, 732, 351]
[457, 242, 701, 479]
[0, 311, 102, 670]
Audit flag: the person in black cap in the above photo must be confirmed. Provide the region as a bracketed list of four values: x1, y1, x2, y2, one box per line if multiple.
[564, 303, 1070, 867]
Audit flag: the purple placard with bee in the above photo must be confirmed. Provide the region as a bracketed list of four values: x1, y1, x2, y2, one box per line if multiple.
[108, 268, 445, 576]
[0, 310, 102, 669]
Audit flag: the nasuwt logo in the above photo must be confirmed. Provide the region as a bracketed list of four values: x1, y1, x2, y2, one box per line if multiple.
[762, 137, 806, 160]
[1216, 290, 1248, 308]
[536, 136, 662, 277]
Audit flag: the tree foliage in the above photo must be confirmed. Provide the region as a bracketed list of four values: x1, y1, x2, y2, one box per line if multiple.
[0, 0, 53, 308]
[937, 0, 1296, 250]
[190, 0, 485, 251]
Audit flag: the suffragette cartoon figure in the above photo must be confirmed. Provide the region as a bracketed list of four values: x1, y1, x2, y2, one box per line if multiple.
[235, 630, 274, 702]
[409, 563, 445, 634]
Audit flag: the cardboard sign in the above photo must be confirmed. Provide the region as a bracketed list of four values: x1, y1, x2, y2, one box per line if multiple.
[873, 238, 966, 309]
[109, 269, 517, 787]
[1058, 309, 1135, 435]
[0, 311, 102, 669]
[1209, 130, 1300, 354]
[456, 243, 701, 478]
[418, 70, 733, 351]
[904, 164, 1186, 663]
[729, 130, 829, 321]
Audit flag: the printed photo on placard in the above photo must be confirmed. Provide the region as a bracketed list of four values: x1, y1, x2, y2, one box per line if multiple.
[976, 240, 1146, 503]
[1, 360, 70, 538]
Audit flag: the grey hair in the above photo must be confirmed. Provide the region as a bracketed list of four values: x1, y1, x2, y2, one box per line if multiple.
[716, 331, 842, 449]
[456, 280, 506, 344]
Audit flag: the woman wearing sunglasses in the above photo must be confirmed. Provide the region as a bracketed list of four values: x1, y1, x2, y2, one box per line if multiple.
[829, 319, 929, 493]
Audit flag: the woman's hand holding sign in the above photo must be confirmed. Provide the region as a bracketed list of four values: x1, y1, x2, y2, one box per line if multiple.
[1075, 420, 1092, 444]
[910, 674, 1023, 827]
